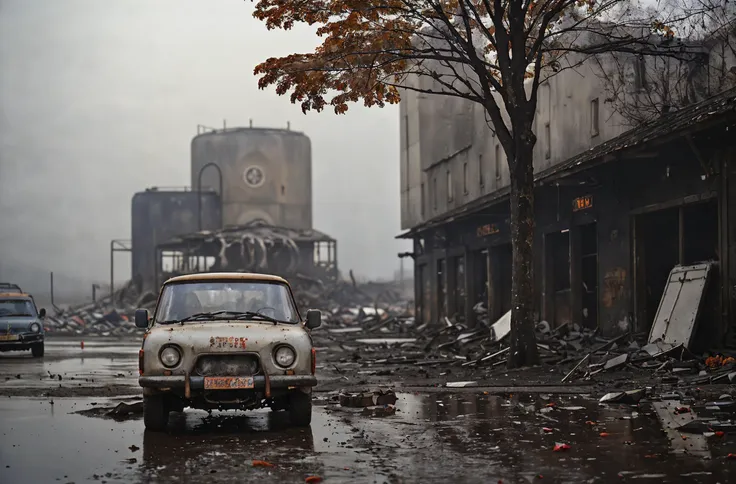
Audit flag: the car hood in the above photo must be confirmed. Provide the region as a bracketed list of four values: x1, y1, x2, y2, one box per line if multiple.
[0, 317, 39, 330]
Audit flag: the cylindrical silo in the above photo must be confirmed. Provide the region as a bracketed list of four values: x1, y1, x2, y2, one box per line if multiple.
[191, 126, 312, 230]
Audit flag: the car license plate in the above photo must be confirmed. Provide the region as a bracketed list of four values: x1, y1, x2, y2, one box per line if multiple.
[204, 376, 255, 390]
[0, 335, 19, 341]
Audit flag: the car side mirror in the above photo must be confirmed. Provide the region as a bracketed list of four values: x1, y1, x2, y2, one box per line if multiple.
[134, 309, 150, 329]
[305, 309, 321, 330]
[39, 308, 46, 319]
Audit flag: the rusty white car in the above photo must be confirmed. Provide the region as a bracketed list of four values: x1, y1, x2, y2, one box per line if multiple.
[135, 272, 321, 431]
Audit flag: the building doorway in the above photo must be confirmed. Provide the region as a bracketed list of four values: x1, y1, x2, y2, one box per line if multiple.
[545, 230, 572, 328]
[437, 258, 447, 322]
[580, 223, 599, 329]
[451, 255, 466, 322]
[490, 243, 513, 322]
[417, 264, 430, 325]
[471, 249, 490, 324]
[634, 199, 719, 331]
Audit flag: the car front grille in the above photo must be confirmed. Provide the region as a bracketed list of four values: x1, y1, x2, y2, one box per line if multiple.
[194, 354, 261, 377]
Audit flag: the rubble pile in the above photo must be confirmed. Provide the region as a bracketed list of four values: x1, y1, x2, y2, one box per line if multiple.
[43, 280, 152, 336]
[314, 296, 736, 389]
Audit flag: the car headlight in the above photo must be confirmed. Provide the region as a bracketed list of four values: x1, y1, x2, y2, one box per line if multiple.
[160, 346, 181, 368]
[274, 345, 296, 368]
[29, 322, 41, 334]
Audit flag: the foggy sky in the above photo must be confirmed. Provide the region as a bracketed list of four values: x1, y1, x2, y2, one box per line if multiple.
[0, 0, 410, 303]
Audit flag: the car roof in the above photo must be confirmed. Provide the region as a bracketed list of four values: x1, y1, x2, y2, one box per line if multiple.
[0, 292, 32, 299]
[164, 272, 290, 285]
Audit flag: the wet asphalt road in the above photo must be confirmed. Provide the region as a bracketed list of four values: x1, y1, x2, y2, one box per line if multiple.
[1, 338, 736, 483]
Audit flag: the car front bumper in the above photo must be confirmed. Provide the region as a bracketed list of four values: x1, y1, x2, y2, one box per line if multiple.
[139, 374, 317, 391]
[0, 333, 44, 351]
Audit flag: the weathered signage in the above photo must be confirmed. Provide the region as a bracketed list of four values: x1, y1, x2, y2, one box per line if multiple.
[572, 195, 593, 212]
[476, 223, 500, 237]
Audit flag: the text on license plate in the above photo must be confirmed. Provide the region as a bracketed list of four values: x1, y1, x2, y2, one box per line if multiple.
[0, 335, 19, 341]
[204, 376, 255, 390]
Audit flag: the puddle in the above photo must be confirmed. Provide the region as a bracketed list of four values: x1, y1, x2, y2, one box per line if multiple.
[2, 393, 734, 483]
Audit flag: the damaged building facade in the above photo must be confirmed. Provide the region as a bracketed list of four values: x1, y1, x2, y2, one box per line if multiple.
[124, 125, 337, 294]
[398, 37, 736, 350]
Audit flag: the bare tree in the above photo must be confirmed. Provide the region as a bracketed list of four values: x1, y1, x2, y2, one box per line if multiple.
[593, 0, 735, 125]
[252, 0, 729, 368]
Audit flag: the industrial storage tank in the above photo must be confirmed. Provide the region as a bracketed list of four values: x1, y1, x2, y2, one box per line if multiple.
[131, 188, 221, 292]
[191, 126, 312, 230]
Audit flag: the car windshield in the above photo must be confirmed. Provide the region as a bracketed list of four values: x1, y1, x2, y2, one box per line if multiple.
[0, 299, 37, 317]
[154, 280, 300, 324]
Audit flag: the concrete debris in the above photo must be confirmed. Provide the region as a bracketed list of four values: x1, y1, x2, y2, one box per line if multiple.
[339, 389, 398, 408]
[361, 405, 397, 418]
[43, 280, 149, 336]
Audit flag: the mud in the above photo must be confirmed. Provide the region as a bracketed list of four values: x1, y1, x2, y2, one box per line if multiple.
[0, 339, 139, 397]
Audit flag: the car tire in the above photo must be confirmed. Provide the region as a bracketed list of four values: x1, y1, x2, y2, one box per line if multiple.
[143, 395, 169, 432]
[31, 343, 44, 358]
[288, 391, 312, 427]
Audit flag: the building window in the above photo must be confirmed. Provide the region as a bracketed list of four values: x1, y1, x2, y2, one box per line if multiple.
[433, 176, 438, 210]
[479, 154, 484, 187]
[634, 57, 647, 91]
[463, 162, 468, 194]
[494, 144, 501, 180]
[591, 98, 600, 137]
[420, 182, 425, 216]
[447, 169, 453, 202]
[403, 115, 410, 190]
[544, 123, 551, 160]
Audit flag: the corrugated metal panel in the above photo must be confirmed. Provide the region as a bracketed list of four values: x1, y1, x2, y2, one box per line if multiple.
[648, 262, 713, 349]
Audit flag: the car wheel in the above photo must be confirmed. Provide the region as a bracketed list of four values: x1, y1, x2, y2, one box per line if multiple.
[288, 391, 312, 427]
[31, 343, 44, 358]
[143, 395, 169, 431]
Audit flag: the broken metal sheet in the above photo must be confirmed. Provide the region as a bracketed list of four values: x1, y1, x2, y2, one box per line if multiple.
[490, 310, 511, 342]
[641, 341, 676, 357]
[327, 327, 364, 334]
[599, 389, 645, 405]
[446, 381, 479, 388]
[603, 353, 628, 371]
[354, 338, 417, 345]
[651, 401, 711, 458]
[648, 262, 713, 349]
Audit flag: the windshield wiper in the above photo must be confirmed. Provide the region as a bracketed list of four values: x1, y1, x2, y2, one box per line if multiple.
[157, 311, 229, 325]
[228, 311, 288, 325]
[2, 313, 33, 317]
[157, 311, 292, 325]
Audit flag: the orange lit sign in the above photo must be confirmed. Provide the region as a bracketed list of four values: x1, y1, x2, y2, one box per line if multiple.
[573, 195, 593, 212]
[476, 224, 500, 237]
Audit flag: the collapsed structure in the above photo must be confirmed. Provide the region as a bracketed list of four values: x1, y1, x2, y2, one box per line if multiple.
[155, 220, 337, 284]
[113, 124, 338, 296]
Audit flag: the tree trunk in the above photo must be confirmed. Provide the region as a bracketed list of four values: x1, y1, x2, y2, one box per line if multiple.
[506, 134, 540, 369]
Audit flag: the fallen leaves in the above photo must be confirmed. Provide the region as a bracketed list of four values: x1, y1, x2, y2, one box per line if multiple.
[252, 460, 275, 468]
[306, 477, 323, 483]
[705, 355, 735, 368]
[553, 443, 571, 452]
